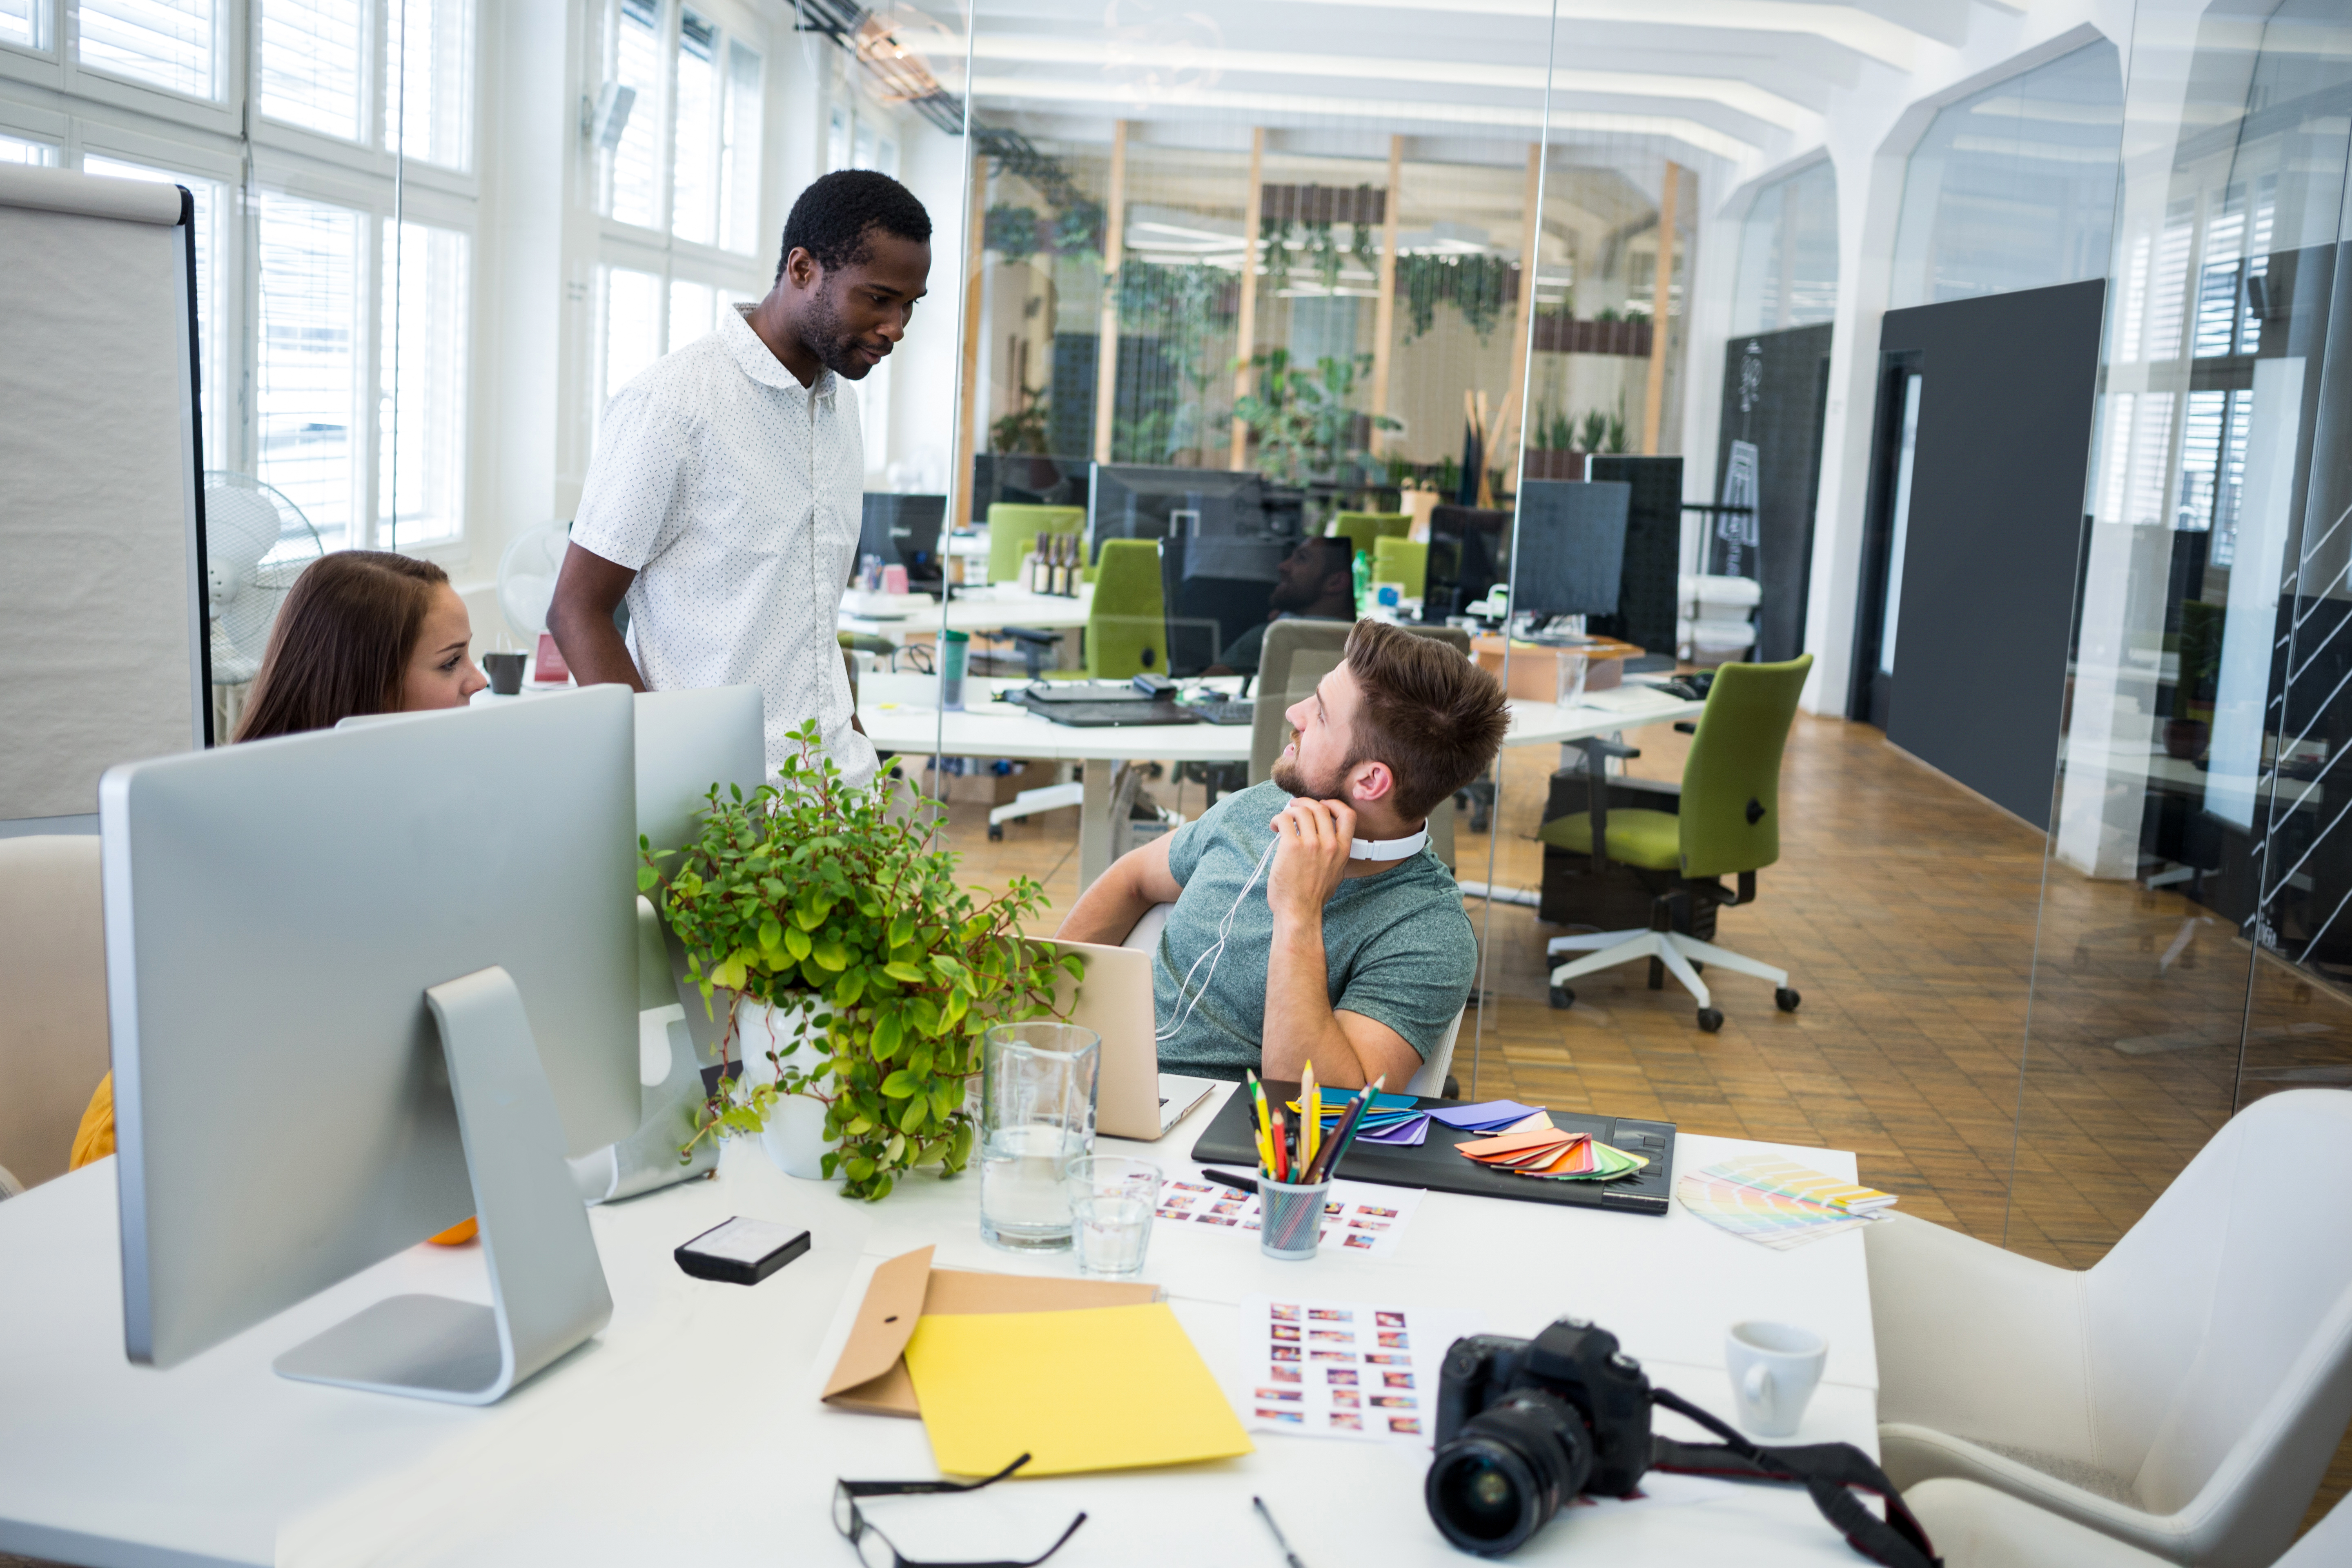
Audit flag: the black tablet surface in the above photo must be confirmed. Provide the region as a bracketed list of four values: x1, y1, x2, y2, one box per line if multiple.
[1188, 1084, 1676, 1216]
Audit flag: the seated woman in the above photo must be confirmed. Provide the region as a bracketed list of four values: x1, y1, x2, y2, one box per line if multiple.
[71, 553, 488, 1236]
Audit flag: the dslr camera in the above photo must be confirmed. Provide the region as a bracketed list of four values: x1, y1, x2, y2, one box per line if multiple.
[1424, 1319, 1653, 1556]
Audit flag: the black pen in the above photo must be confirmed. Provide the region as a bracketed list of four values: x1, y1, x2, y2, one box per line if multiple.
[1253, 1495, 1306, 1568]
[1204, 1167, 1259, 1195]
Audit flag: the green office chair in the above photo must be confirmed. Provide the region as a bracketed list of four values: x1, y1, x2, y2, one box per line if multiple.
[1372, 537, 1428, 599]
[986, 503, 1085, 584]
[1327, 511, 1411, 559]
[1537, 655, 1811, 1032]
[1003, 537, 1169, 682]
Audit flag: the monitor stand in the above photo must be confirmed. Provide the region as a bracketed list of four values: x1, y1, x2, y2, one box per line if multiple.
[273, 966, 615, 1404]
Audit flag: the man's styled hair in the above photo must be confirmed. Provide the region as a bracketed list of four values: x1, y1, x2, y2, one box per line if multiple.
[1341, 619, 1511, 820]
[778, 170, 932, 280]
[1301, 536, 1354, 582]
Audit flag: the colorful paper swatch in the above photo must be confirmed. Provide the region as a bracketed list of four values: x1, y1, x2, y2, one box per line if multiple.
[1452, 1126, 1649, 1183]
[1706, 1154, 1898, 1214]
[1675, 1172, 1882, 1250]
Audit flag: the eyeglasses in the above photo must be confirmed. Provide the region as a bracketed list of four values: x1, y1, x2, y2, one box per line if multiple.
[831, 1453, 1087, 1568]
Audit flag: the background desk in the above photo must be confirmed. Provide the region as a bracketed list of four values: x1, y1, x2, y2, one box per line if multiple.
[859, 680, 1707, 892]
[839, 586, 1093, 647]
[0, 1086, 1881, 1568]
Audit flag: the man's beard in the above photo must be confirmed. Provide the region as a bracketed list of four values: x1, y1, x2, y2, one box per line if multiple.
[1270, 747, 1347, 801]
[803, 288, 877, 380]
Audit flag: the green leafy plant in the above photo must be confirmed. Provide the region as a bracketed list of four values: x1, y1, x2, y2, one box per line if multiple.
[1117, 258, 1236, 462]
[1396, 253, 1515, 341]
[1054, 200, 1105, 255]
[1580, 409, 1608, 454]
[985, 203, 1043, 265]
[1260, 216, 1294, 287]
[644, 721, 1079, 1200]
[1304, 220, 1344, 290]
[991, 383, 1052, 455]
[1232, 348, 1399, 487]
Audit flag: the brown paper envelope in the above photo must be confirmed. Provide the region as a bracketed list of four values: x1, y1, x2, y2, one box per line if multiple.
[820, 1247, 1163, 1418]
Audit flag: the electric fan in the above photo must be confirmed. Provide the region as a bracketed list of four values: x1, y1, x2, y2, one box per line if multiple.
[203, 472, 323, 737]
[497, 522, 574, 683]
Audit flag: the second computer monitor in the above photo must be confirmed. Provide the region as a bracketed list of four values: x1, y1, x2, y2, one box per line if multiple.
[1087, 464, 1287, 550]
[860, 493, 947, 588]
[1513, 479, 1633, 621]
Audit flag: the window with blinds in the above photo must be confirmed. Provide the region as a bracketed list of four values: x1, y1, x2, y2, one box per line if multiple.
[388, 0, 472, 169]
[0, 134, 57, 164]
[670, 9, 716, 245]
[720, 39, 761, 254]
[379, 220, 469, 548]
[78, 0, 218, 100]
[607, 0, 664, 229]
[258, 0, 365, 140]
[600, 265, 663, 419]
[255, 191, 364, 551]
[0, 0, 40, 51]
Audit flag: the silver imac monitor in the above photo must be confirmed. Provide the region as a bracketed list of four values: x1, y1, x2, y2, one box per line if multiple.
[101, 686, 639, 1400]
[633, 684, 766, 854]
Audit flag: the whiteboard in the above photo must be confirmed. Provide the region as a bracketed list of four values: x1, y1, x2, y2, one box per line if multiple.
[0, 165, 207, 827]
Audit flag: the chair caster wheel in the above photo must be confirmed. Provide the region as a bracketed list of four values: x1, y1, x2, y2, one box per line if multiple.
[987, 824, 1004, 841]
[1775, 987, 1801, 1012]
[1697, 1007, 1725, 1033]
[1549, 986, 1575, 1010]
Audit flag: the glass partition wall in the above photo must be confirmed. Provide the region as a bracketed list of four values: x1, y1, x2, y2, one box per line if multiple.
[2020, 0, 2352, 1264]
[901, 0, 1713, 1108]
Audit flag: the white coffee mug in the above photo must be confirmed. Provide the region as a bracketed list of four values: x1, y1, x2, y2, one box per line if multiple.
[1726, 1321, 1827, 1438]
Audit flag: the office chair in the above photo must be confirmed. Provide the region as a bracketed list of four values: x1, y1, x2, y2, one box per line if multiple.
[984, 503, 1085, 584]
[1252, 618, 1473, 872]
[1539, 654, 1810, 1031]
[1372, 537, 1428, 600]
[0, 835, 108, 1195]
[1326, 511, 1411, 559]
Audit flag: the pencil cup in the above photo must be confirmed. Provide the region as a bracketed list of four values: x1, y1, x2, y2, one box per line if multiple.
[1258, 1178, 1332, 1261]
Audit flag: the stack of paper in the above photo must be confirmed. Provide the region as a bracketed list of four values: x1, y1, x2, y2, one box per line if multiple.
[1453, 1116, 1651, 1182]
[1675, 1156, 1895, 1250]
[1238, 1296, 1487, 1446]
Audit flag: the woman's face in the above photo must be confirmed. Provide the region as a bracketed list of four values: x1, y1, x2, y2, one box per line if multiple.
[401, 584, 487, 711]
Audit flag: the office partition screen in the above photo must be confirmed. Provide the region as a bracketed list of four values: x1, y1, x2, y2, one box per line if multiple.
[0, 165, 207, 828]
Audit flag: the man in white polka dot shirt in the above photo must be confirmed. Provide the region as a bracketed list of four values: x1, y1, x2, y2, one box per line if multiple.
[550, 171, 932, 788]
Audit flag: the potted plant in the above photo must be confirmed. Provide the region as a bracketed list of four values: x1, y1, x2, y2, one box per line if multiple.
[643, 720, 1080, 1200]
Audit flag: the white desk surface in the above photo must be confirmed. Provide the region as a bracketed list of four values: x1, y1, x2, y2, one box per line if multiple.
[840, 584, 1093, 642]
[0, 1084, 1880, 1568]
[858, 680, 1707, 766]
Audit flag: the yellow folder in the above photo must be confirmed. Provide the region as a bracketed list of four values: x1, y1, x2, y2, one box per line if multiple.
[901, 1303, 1254, 1477]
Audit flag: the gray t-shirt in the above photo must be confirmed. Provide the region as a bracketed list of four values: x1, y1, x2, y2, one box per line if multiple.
[1154, 780, 1476, 1080]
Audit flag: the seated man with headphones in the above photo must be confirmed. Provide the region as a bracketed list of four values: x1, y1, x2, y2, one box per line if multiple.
[1058, 619, 1511, 1087]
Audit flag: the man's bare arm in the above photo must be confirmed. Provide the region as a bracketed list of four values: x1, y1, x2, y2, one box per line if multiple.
[1056, 834, 1181, 945]
[547, 542, 648, 690]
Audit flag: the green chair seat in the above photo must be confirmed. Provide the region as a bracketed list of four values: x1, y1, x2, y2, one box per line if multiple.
[1537, 809, 1684, 871]
[1328, 511, 1411, 559]
[1372, 537, 1428, 599]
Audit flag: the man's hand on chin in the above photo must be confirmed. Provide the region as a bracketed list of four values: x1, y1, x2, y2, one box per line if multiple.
[1268, 797, 1354, 924]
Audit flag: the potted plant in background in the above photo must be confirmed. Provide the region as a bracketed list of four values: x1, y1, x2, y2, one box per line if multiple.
[644, 720, 1079, 1199]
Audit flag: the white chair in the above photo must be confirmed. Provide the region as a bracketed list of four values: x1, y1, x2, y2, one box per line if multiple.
[1865, 1089, 2352, 1568]
[1120, 902, 1458, 1098]
[1903, 1480, 2352, 1568]
[0, 835, 110, 1195]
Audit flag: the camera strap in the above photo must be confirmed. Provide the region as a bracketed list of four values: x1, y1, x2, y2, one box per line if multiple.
[1647, 1388, 1942, 1568]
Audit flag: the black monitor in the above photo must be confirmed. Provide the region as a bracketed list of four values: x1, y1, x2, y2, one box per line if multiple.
[1087, 464, 1294, 552]
[860, 493, 947, 588]
[1513, 480, 1631, 621]
[970, 453, 1088, 524]
[1423, 505, 1511, 619]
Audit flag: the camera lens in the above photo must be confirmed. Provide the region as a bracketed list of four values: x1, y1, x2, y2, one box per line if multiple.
[1425, 1391, 1593, 1556]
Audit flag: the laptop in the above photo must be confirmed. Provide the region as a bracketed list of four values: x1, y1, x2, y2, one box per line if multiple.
[1047, 939, 1220, 1140]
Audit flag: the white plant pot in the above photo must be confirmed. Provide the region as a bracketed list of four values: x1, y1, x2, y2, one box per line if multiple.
[731, 995, 838, 1182]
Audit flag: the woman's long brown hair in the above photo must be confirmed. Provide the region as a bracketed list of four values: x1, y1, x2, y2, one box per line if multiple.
[233, 552, 450, 743]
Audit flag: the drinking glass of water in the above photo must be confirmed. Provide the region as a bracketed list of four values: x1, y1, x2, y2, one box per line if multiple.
[978, 1022, 1100, 1252]
[1068, 1156, 1161, 1278]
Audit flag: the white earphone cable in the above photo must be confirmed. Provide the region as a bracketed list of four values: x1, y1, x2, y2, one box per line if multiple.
[1155, 831, 1281, 1041]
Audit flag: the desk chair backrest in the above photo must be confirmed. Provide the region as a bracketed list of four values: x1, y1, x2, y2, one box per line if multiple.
[1327, 511, 1411, 560]
[1086, 538, 1168, 680]
[1372, 537, 1428, 599]
[0, 835, 108, 1193]
[1677, 654, 1811, 880]
[1250, 619, 1474, 869]
[986, 503, 1085, 584]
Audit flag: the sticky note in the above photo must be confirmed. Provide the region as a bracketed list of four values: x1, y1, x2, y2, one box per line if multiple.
[902, 1304, 1254, 1477]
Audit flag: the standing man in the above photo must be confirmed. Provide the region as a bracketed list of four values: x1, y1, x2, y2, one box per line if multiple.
[550, 170, 931, 785]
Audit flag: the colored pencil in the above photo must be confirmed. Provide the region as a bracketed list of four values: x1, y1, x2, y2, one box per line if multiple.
[1248, 1071, 1274, 1174]
[1315, 1076, 1388, 1183]
[1307, 1082, 1368, 1183]
[1271, 1104, 1290, 1181]
[1301, 1063, 1321, 1172]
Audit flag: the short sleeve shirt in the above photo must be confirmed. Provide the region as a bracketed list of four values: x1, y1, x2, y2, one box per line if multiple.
[571, 305, 877, 786]
[1153, 780, 1477, 1080]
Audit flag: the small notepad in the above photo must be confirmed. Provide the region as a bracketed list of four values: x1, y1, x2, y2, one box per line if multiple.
[902, 1304, 1254, 1477]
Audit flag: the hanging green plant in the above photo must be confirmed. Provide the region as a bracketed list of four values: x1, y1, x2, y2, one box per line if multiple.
[985, 203, 1042, 265]
[1394, 253, 1515, 342]
[1054, 200, 1105, 256]
[1261, 216, 1293, 287]
[1304, 220, 1344, 291]
[1350, 189, 1380, 275]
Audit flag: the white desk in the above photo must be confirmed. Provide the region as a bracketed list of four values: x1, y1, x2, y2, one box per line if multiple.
[839, 584, 1093, 646]
[0, 1087, 1880, 1568]
[859, 679, 1708, 891]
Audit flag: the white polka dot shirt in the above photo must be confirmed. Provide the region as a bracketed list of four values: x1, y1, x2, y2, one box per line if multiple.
[572, 304, 878, 788]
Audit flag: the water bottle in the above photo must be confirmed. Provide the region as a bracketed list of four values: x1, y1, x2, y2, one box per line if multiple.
[1352, 549, 1371, 614]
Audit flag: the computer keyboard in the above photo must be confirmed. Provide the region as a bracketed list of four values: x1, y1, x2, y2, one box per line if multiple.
[1197, 699, 1254, 726]
[1580, 685, 1690, 715]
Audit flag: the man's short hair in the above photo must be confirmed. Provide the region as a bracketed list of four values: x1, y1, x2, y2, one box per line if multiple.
[1342, 619, 1510, 820]
[779, 170, 932, 280]
[1299, 536, 1353, 580]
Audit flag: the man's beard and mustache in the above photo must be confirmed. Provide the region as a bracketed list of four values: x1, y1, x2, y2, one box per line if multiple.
[803, 286, 885, 380]
[1270, 746, 1349, 802]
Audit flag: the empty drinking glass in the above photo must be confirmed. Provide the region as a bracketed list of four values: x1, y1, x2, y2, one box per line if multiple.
[1068, 1156, 1161, 1278]
[978, 1022, 1100, 1253]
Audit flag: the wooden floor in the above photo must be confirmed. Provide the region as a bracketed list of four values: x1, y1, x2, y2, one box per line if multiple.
[945, 710, 2352, 1535]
